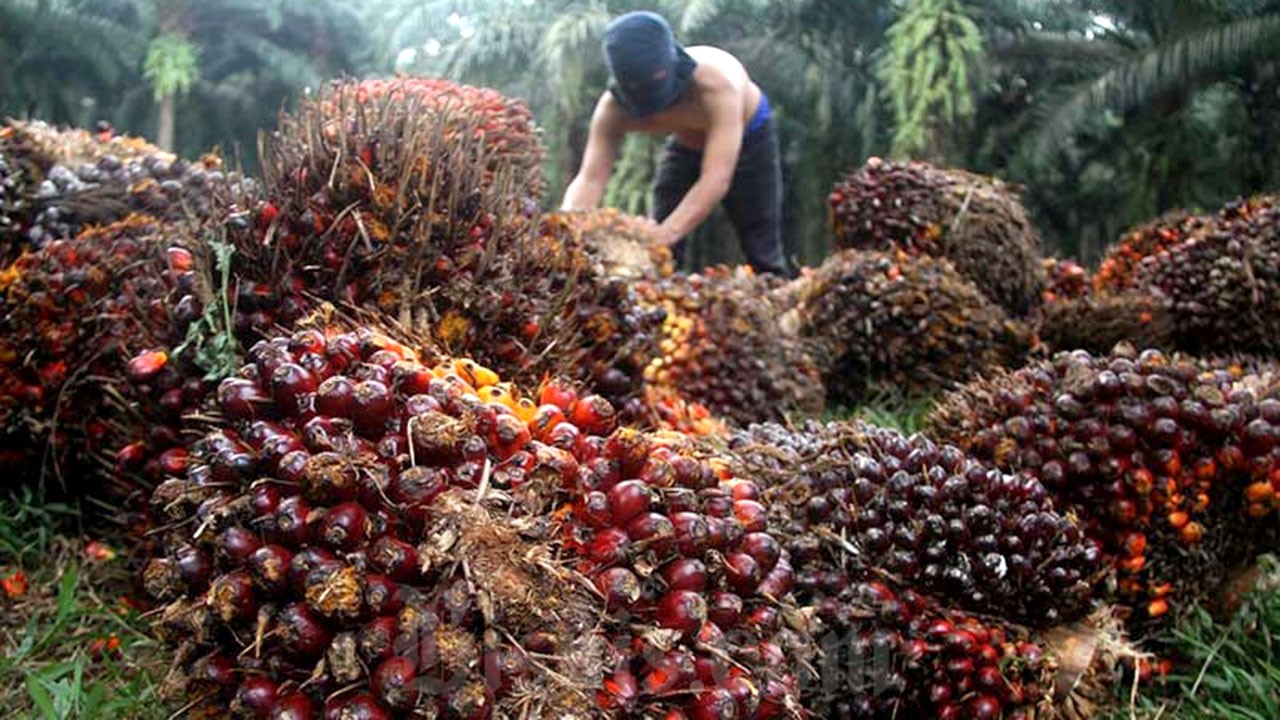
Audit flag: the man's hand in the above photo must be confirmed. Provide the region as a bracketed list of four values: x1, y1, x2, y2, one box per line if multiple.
[648, 219, 682, 248]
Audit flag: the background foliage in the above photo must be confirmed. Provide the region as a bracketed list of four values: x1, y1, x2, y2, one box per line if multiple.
[3, 0, 1280, 263]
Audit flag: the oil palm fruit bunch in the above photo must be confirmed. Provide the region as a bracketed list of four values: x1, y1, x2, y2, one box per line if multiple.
[1093, 210, 1210, 295]
[727, 421, 1102, 626]
[790, 250, 1029, 407]
[1037, 294, 1176, 356]
[1125, 195, 1280, 354]
[827, 158, 1046, 317]
[1, 120, 248, 250]
[725, 422, 1126, 719]
[237, 78, 661, 411]
[636, 265, 825, 427]
[0, 214, 231, 500]
[143, 327, 807, 718]
[927, 346, 1280, 634]
[1040, 258, 1090, 305]
[542, 209, 675, 279]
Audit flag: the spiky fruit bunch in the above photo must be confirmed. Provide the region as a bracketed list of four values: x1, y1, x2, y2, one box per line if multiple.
[235, 78, 662, 411]
[0, 214, 226, 499]
[1094, 210, 1210, 295]
[636, 266, 825, 427]
[0, 120, 247, 250]
[1037, 294, 1176, 355]
[1127, 195, 1280, 354]
[542, 209, 674, 279]
[144, 327, 806, 718]
[790, 250, 1029, 406]
[798, 575, 1058, 719]
[928, 346, 1280, 632]
[827, 158, 1046, 316]
[1041, 258, 1090, 305]
[728, 422, 1102, 626]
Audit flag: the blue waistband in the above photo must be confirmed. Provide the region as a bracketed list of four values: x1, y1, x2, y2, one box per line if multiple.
[746, 93, 772, 136]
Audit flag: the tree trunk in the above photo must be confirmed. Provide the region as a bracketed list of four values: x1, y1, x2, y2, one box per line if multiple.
[156, 92, 176, 152]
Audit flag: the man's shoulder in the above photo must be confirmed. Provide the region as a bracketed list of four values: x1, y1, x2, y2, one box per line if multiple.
[685, 46, 742, 86]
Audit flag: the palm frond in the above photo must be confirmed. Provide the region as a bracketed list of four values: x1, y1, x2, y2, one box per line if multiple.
[1030, 12, 1280, 159]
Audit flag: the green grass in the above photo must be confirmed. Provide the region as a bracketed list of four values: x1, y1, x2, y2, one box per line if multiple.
[0, 490, 169, 720]
[825, 390, 938, 434]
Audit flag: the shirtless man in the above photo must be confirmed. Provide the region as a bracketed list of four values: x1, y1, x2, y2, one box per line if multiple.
[560, 11, 792, 277]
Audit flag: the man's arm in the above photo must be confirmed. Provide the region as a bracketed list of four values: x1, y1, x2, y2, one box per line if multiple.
[654, 85, 743, 245]
[561, 94, 624, 211]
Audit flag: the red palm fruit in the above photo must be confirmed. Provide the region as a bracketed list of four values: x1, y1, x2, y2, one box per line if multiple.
[319, 502, 369, 551]
[126, 349, 169, 383]
[357, 617, 399, 665]
[232, 676, 280, 718]
[272, 363, 317, 416]
[662, 558, 709, 592]
[209, 571, 258, 623]
[249, 544, 294, 596]
[315, 376, 356, 418]
[732, 500, 768, 533]
[219, 378, 271, 422]
[538, 381, 577, 413]
[627, 512, 676, 555]
[707, 592, 744, 628]
[657, 590, 708, 635]
[570, 394, 617, 435]
[588, 527, 631, 568]
[323, 693, 391, 720]
[371, 657, 418, 711]
[608, 479, 652, 526]
[351, 380, 393, 437]
[724, 553, 762, 594]
[277, 602, 333, 659]
[597, 668, 638, 712]
[671, 512, 710, 556]
[689, 688, 739, 720]
[596, 567, 641, 612]
[642, 649, 696, 695]
[272, 693, 317, 720]
[736, 532, 781, 573]
[217, 526, 264, 567]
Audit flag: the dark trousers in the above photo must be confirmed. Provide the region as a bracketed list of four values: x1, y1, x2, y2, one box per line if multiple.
[651, 118, 793, 277]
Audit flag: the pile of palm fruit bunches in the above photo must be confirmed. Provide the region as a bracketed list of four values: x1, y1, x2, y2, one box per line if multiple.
[1, 75, 1278, 720]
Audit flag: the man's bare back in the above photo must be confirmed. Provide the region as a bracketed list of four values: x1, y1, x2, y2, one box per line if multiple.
[606, 46, 764, 150]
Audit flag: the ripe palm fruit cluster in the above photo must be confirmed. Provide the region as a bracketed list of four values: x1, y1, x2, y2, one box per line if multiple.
[143, 327, 806, 719]
[636, 266, 825, 427]
[725, 422, 1111, 718]
[1127, 195, 1280, 354]
[1040, 258, 1090, 305]
[728, 422, 1102, 626]
[0, 120, 247, 251]
[542, 208, 675, 279]
[827, 158, 1046, 317]
[927, 346, 1280, 633]
[0, 214, 221, 498]
[1037, 294, 1176, 356]
[236, 78, 661, 413]
[790, 250, 1029, 406]
[1093, 210, 1209, 295]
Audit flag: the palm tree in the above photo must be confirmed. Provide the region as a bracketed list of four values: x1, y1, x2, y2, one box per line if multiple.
[82, 0, 370, 154]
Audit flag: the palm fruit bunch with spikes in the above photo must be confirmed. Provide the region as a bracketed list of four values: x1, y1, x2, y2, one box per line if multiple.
[0, 214, 232, 500]
[827, 158, 1046, 317]
[724, 422, 1126, 719]
[789, 250, 1029, 406]
[1037, 294, 1176, 356]
[0, 120, 249, 251]
[641, 387, 729, 438]
[1093, 210, 1210, 295]
[727, 422, 1103, 626]
[927, 346, 1280, 634]
[636, 265, 825, 427]
[143, 326, 808, 719]
[542, 208, 675, 279]
[234, 78, 663, 413]
[1126, 195, 1280, 354]
[1040, 258, 1090, 305]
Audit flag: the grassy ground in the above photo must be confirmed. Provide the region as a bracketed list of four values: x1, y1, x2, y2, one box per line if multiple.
[1, 487, 1275, 719]
[0, 490, 168, 719]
